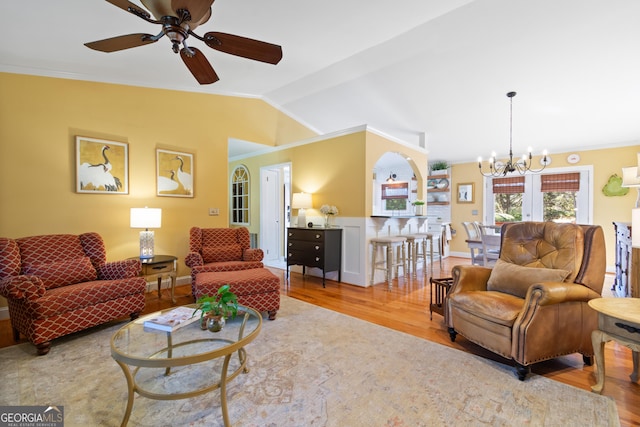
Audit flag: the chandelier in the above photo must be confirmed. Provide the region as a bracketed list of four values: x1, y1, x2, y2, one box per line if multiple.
[478, 91, 549, 177]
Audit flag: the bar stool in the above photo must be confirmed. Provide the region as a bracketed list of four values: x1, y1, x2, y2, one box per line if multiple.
[427, 233, 444, 273]
[370, 236, 407, 289]
[402, 233, 430, 277]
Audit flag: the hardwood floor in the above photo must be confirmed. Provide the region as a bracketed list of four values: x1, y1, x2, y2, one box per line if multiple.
[1, 257, 638, 426]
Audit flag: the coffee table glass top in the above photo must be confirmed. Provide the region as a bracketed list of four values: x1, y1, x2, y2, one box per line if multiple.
[111, 304, 262, 367]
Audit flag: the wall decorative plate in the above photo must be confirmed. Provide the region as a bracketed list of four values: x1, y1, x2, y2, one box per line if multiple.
[567, 153, 580, 164]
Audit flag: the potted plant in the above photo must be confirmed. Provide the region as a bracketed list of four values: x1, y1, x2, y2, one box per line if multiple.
[193, 284, 239, 332]
[430, 160, 449, 175]
[412, 199, 425, 215]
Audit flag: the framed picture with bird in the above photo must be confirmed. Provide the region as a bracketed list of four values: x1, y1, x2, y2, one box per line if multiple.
[156, 149, 194, 198]
[75, 136, 129, 194]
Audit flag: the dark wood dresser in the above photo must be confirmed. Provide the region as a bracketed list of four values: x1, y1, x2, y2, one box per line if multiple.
[286, 227, 342, 287]
[613, 221, 636, 297]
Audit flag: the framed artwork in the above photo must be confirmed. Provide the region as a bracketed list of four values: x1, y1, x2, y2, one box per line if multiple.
[156, 149, 194, 197]
[457, 183, 474, 203]
[76, 136, 128, 194]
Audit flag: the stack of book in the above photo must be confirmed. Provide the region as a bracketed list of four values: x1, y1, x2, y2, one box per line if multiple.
[143, 306, 200, 332]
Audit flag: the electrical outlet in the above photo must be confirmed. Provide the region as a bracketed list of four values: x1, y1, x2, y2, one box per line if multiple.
[209, 208, 219, 216]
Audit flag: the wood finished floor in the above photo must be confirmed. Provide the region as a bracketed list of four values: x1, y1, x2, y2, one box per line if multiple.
[1, 256, 638, 426]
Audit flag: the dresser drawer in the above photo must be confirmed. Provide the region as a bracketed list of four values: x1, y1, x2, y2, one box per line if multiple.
[287, 249, 323, 266]
[288, 240, 323, 252]
[288, 229, 324, 242]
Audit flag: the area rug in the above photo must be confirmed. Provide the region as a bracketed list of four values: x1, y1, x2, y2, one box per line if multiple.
[0, 296, 619, 426]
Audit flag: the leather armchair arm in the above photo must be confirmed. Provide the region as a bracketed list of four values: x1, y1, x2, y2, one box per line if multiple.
[525, 281, 600, 306]
[0, 276, 46, 301]
[243, 248, 264, 262]
[185, 252, 203, 268]
[98, 259, 141, 280]
[450, 265, 492, 294]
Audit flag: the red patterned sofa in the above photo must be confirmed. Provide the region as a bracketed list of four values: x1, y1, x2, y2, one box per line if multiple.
[0, 233, 146, 355]
[185, 227, 264, 288]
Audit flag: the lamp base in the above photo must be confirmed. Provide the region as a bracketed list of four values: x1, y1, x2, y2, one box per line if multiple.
[139, 230, 155, 259]
[297, 208, 307, 228]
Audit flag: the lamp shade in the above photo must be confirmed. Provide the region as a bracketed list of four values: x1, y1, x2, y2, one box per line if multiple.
[291, 192, 313, 209]
[633, 208, 640, 248]
[130, 207, 162, 229]
[622, 167, 640, 188]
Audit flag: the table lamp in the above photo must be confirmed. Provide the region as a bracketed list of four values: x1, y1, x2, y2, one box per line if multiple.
[291, 192, 312, 228]
[130, 207, 162, 259]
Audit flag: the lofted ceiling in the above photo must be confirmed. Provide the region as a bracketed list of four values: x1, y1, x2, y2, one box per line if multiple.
[3, 0, 640, 164]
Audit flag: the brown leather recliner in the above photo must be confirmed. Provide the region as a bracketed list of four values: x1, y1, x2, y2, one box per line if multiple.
[445, 222, 606, 380]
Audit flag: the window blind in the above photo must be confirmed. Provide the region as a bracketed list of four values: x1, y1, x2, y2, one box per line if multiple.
[492, 176, 525, 194]
[540, 173, 580, 192]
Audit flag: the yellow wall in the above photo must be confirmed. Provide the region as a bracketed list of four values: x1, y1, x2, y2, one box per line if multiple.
[449, 145, 640, 267]
[365, 132, 429, 215]
[0, 73, 315, 307]
[230, 129, 430, 233]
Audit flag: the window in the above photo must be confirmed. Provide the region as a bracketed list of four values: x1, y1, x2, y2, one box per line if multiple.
[231, 166, 249, 225]
[492, 176, 524, 224]
[484, 167, 592, 225]
[540, 173, 580, 223]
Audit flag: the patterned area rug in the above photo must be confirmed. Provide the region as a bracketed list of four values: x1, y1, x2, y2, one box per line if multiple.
[0, 296, 620, 426]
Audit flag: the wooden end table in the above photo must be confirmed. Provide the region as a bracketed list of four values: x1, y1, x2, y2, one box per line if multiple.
[588, 297, 640, 393]
[131, 255, 177, 304]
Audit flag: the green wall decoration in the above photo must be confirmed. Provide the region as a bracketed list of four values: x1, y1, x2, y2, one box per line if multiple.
[602, 174, 629, 197]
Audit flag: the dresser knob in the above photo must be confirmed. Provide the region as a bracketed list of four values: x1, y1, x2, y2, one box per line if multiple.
[315, 234, 321, 239]
[315, 246, 320, 250]
[315, 257, 320, 261]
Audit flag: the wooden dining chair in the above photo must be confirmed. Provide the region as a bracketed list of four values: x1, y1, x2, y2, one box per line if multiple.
[481, 234, 501, 267]
[461, 221, 484, 265]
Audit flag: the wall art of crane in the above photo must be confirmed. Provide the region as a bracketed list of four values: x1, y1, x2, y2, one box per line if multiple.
[156, 149, 193, 197]
[76, 138, 128, 194]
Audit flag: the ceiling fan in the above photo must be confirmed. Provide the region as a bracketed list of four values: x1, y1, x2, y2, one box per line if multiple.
[84, 0, 283, 84]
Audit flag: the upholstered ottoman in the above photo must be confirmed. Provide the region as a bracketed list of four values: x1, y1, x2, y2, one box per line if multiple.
[194, 268, 280, 320]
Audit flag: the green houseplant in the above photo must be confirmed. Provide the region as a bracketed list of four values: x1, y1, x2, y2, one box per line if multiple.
[430, 160, 449, 175]
[193, 284, 239, 332]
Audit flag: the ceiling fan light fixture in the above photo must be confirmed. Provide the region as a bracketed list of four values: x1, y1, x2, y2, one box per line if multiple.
[84, 0, 283, 85]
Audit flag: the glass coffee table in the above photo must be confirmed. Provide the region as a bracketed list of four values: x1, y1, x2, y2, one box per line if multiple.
[111, 304, 262, 427]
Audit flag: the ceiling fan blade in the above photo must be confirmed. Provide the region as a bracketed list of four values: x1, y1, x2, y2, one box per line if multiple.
[180, 47, 219, 84]
[85, 34, 158, 53]
[172, 0, 214, 24]
[204, 32, 283, 64]
[106, 0, 151, 19]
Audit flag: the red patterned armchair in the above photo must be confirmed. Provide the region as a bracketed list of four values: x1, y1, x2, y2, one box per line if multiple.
[185, 227, 264, 289]
[0, 233, 146, 355]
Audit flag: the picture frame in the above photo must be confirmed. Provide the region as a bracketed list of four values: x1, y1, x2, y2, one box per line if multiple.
[156, 149, 194, 197]
[76, 136, 128, 194]
[457, 183, 474, 203]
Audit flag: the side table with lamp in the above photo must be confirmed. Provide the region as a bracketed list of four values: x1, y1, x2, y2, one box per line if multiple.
[129, 207, 177, 304]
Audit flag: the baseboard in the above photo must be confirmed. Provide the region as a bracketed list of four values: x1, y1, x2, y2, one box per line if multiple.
[144, 275, 191, 293]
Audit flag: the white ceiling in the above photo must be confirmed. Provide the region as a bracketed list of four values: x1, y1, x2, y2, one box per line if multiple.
[3, 0, 640, 164]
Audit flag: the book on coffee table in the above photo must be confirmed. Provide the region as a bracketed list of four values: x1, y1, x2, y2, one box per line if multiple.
[143, 306, 200, 332]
